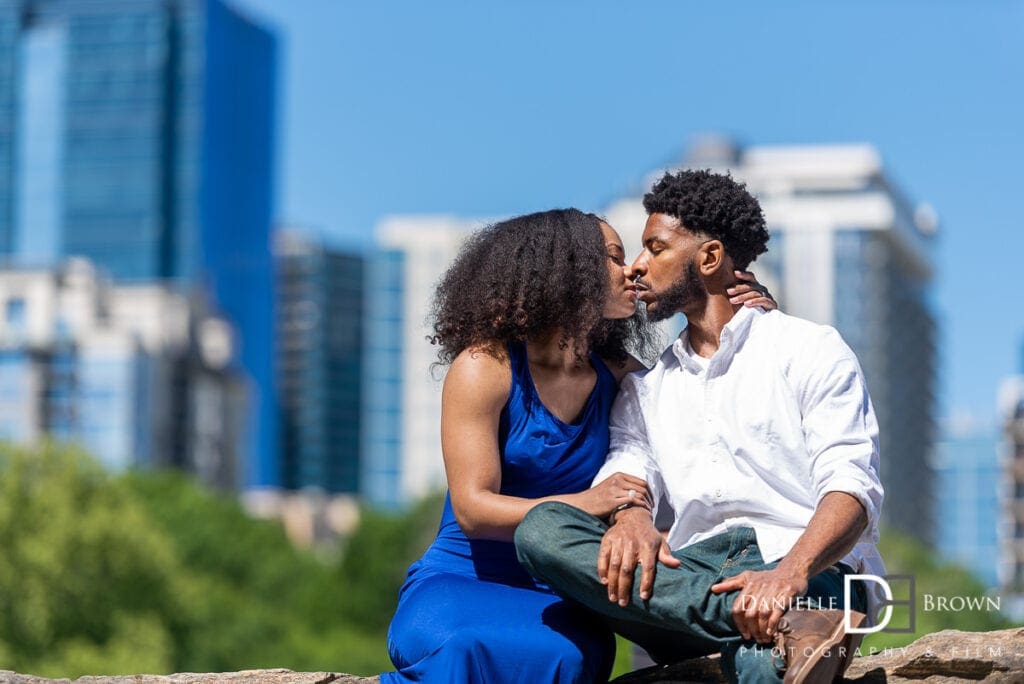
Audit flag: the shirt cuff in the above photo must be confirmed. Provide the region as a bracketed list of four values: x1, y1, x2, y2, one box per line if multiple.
[816, 478, 880, 538]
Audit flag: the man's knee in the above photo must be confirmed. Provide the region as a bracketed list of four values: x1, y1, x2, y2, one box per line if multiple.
[514, 501, 576, 569]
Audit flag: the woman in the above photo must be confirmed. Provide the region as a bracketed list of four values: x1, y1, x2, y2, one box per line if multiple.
[383, 209, 774, 683]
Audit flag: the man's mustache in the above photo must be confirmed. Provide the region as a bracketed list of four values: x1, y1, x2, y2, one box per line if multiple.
[631, 276, 651, 291]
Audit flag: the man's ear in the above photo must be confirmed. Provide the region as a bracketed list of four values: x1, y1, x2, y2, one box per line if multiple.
[698, 239, 727, 276]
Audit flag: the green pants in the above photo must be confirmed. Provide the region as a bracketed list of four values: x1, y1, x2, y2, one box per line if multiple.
[515, 502, 865, 683]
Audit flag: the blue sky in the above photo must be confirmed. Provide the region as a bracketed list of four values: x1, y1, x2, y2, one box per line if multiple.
[234, 0, 1024, 432]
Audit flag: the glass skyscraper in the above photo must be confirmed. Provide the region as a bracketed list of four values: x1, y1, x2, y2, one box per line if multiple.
[0, 0, 277, 488]
[276, 230, 363, 494]
[932, 431, 1001, 587]
[361, 248, 404, 509]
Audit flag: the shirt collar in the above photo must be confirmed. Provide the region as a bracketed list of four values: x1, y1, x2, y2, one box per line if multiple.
[672, 305, 763, 374]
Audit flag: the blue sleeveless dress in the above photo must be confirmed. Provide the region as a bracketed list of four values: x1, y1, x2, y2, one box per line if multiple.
[383, 343, 618, 683]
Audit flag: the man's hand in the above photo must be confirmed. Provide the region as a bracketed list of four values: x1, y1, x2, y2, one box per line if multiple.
[598, 507, 680, 606]
[710, 567, 808, 643]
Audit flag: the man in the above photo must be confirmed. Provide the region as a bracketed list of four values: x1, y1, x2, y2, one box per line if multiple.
[515, 169, 884, 684]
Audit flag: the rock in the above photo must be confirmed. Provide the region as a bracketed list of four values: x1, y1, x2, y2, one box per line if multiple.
[0, 671, 378, 684]
[844, 628, 1024, 683]
[611, 628, 1024, 683]
[611, 654, 727, 683]
[1, 629, 1021, 683]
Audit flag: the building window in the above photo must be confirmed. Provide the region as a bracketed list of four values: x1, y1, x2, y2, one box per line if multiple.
[5, 298, 26, 339]
[5, 298, 25, 326]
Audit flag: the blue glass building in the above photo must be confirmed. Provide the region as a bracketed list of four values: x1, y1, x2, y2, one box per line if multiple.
[932, 431, 1001, 588]
[0, 0, 277, 488]
[276, 230, 363, 494]
[831, 224, 937, 541]
[361, 248, 404, 509]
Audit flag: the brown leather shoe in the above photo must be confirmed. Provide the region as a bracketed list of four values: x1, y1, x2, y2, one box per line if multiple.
[774, 609, 866, 683]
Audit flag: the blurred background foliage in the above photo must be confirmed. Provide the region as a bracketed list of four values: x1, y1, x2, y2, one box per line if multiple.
[863, 529, 1012, 652]
[0, 443, 1014, 678]
[0, 442, 442, 677]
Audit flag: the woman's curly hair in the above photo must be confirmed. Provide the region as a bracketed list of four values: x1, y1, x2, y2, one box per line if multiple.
[643, 169, 770, 270]
[430, 208, 656, 366]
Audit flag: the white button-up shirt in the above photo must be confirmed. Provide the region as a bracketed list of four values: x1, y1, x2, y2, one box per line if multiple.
[594, 306, 884, 579]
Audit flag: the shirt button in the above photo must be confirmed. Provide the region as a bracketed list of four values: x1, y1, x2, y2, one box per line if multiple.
[715, 489, 723, 498]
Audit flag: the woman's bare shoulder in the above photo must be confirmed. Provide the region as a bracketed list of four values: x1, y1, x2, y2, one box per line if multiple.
[445, 344, 513, 404]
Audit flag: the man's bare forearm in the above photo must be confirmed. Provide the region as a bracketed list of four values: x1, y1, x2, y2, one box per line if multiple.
[776, 491, 868, 580]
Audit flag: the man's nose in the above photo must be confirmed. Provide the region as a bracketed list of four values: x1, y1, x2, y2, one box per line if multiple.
[630, 254, 647, 278]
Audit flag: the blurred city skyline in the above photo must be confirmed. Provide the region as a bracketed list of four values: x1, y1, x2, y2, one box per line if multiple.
[0, 5, 1020, 674]
[233, 0, 1024, 434]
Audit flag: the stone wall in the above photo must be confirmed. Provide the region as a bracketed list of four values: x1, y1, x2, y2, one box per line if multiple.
[2, 628, 1022, 684]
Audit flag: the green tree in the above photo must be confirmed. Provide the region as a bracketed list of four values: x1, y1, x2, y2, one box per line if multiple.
[0, 442, 409, 677]
[333, 493, 444, 631]
[120, 469, 405, 674]
[0, 442, 180, 676]
[862, 528, 1014, 652]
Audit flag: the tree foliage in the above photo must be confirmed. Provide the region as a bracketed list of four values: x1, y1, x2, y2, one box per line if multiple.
[862, 528, 1015, 652]
[0, 442, 442, 677]
[0, 443, 181, 676]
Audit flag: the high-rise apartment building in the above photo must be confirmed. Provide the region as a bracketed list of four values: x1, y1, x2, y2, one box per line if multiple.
[0, 258, 243, 487]
[0, 0, 277, 488]
[275, 229, 362, 494]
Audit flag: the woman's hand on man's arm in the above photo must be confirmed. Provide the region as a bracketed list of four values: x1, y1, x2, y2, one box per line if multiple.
[573, 472, 651, 519]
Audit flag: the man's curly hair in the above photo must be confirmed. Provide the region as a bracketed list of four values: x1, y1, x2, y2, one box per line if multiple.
[430, 208, 656, 366]
[642, 169, 769, 270]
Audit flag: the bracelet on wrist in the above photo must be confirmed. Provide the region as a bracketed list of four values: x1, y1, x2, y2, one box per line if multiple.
[608, 501, 650, 526]
[608, 502, 631, 525]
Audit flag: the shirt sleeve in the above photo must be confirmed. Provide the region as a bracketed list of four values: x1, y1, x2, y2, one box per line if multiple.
[797, 328, 884, 542]
[593, 373, 665, 510]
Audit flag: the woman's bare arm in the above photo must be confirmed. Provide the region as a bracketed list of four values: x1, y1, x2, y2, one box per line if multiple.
[442, 348, 649, 541]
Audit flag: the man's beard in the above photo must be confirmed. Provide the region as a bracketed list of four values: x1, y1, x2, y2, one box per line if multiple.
[645, 260, 707, 322]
